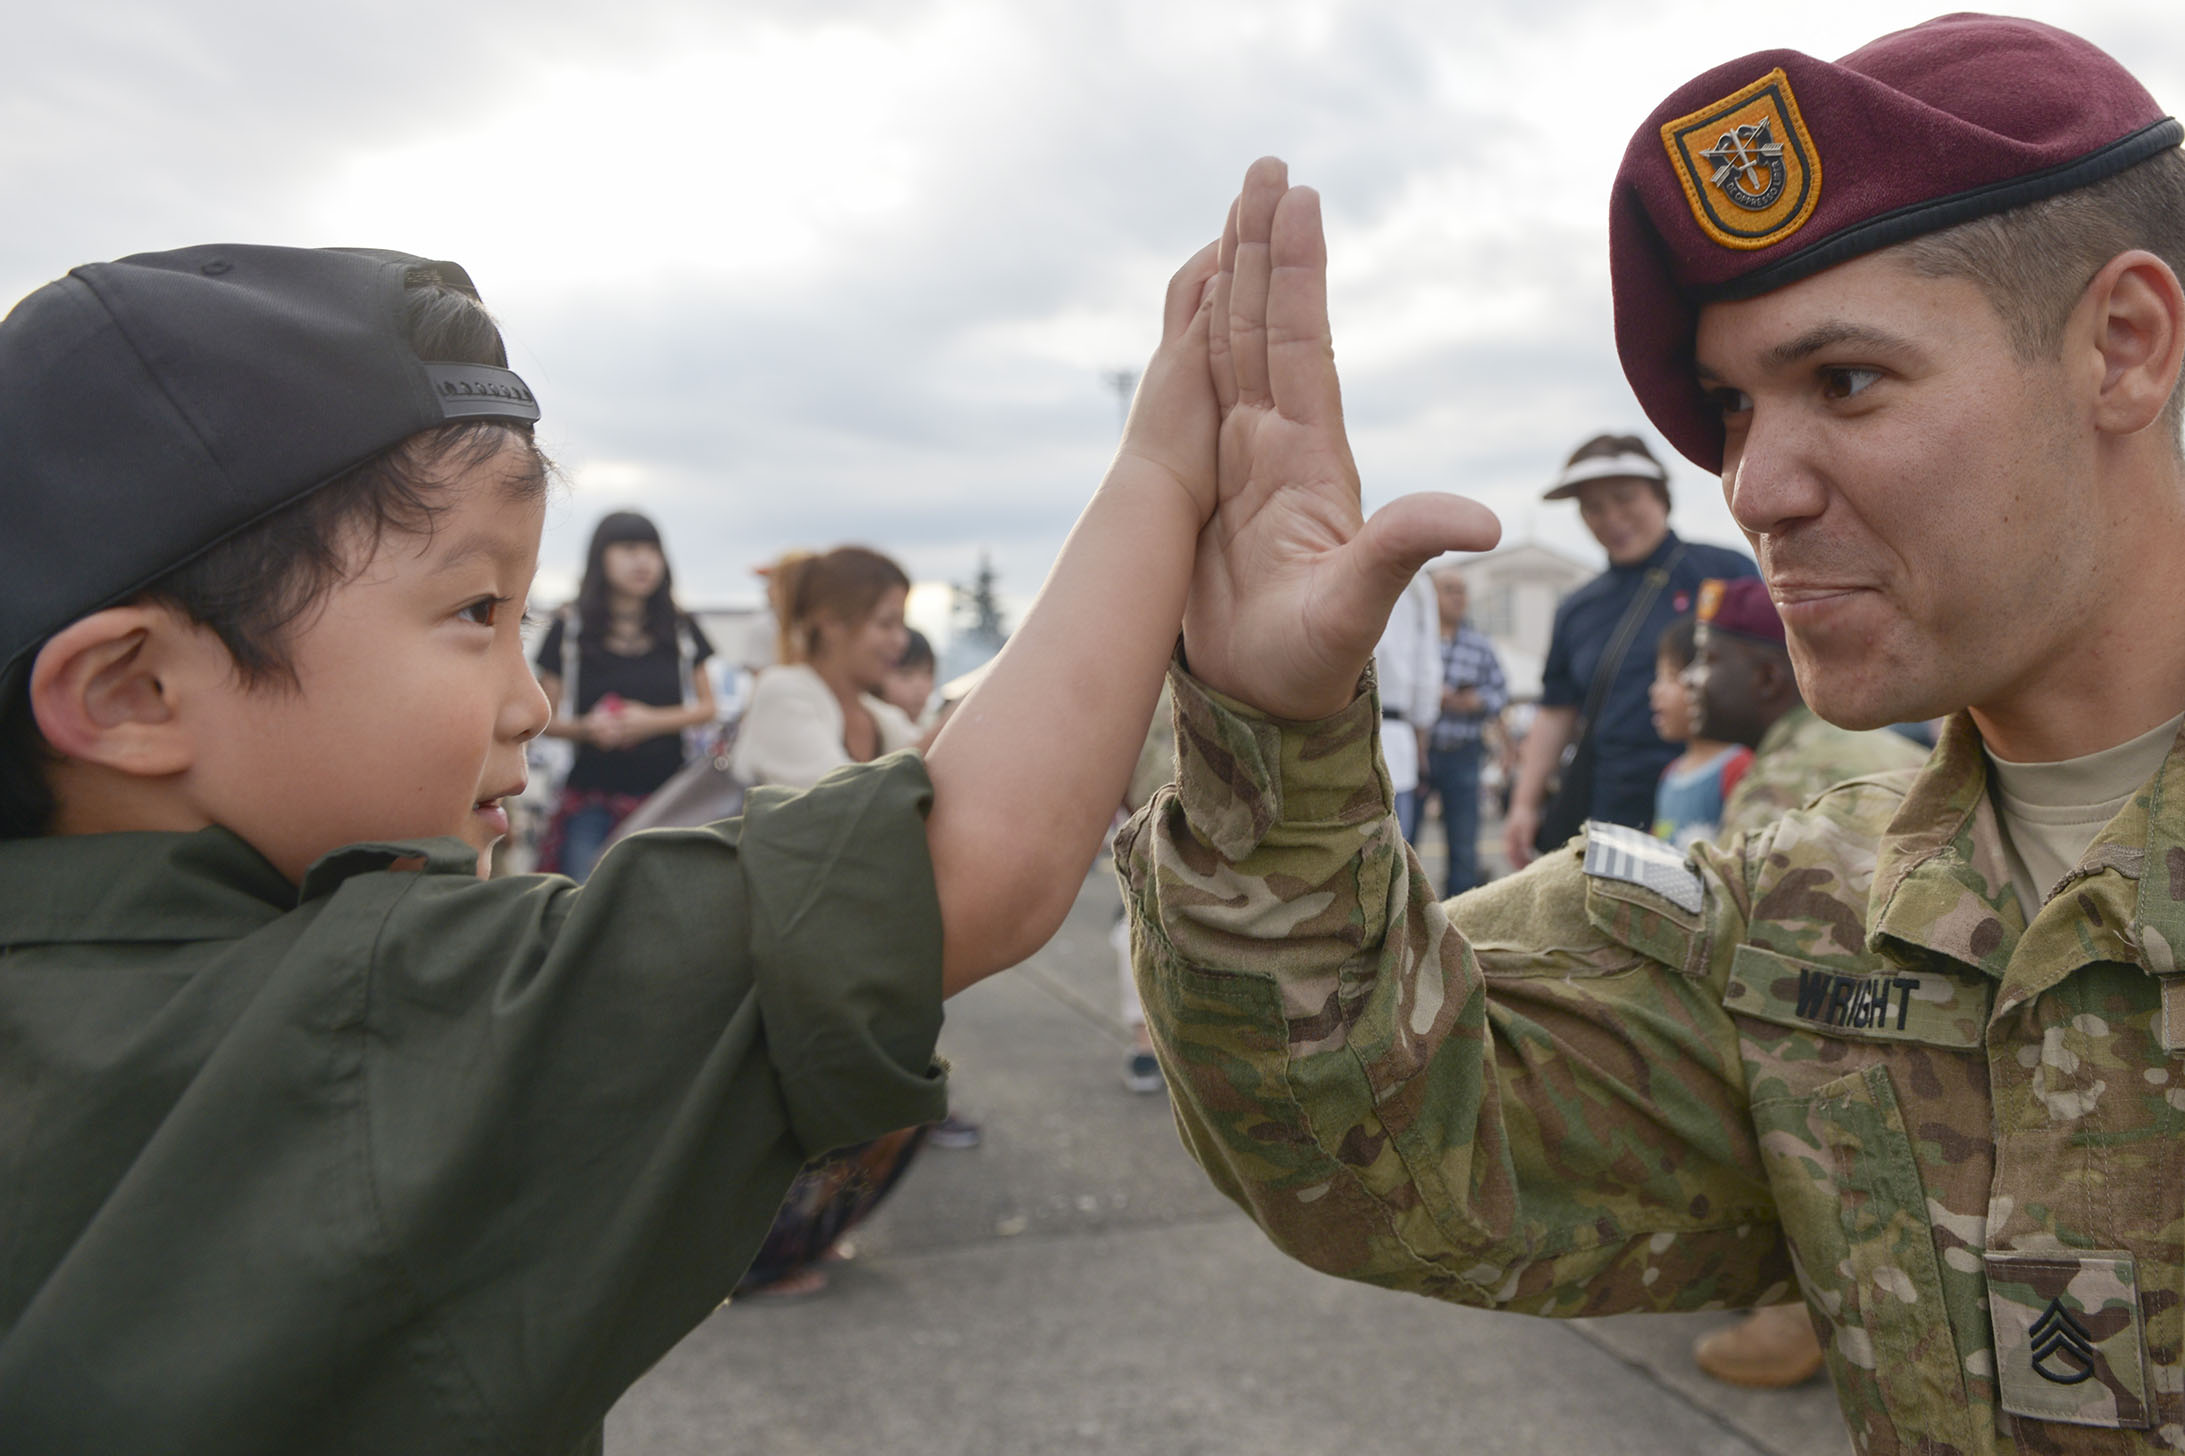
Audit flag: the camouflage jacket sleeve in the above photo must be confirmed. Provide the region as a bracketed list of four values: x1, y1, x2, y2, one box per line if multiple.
[1115, 665, 1796, 1316]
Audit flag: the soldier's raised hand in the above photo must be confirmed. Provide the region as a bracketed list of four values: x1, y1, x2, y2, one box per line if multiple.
[1182, 158, 1500, 720]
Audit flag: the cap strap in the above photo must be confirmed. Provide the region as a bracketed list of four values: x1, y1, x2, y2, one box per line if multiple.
[424, 363, 541, 423]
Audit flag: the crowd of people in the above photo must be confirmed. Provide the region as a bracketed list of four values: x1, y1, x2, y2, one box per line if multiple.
[8, 11, 2185, 1454]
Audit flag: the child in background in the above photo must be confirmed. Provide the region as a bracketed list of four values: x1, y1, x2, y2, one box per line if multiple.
[1648, 614, 1751, 850]
[882, 627, 940, 732]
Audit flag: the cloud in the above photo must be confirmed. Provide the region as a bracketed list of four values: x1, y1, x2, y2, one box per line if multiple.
[4, 0, 2173, 621]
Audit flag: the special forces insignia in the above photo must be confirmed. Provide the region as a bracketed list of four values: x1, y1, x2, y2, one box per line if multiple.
[2030, 1298, 2099, 1385]
[1701, 117, 1786, 210]
[1660, 68, 1822, 250]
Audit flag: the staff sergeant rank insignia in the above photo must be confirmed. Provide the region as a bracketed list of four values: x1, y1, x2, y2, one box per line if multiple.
[1659, 67, 1822, 250]
[2031, 1298, 2100, 1385]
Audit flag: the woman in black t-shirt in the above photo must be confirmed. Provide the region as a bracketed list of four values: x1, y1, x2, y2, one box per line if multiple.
[534, 511, 716, 879]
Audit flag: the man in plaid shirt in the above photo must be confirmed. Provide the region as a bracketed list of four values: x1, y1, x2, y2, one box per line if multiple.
[1426, 567, 1508, 896]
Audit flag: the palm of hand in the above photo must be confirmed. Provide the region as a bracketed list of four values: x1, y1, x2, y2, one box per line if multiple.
[1181, 158, 1498, 721]
[1186, 395, 1370, 717]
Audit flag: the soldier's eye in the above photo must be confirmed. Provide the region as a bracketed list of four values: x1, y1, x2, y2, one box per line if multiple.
[1821, 367, 1882, 401]
[1707, 385, 1753, 418]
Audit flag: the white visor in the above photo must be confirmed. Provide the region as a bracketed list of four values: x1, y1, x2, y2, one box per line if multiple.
[1545, 450, 1667, 498]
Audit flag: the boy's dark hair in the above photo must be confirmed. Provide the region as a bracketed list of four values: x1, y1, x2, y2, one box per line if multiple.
[0, 277, 549, 840]
[1655, 613, 1698, 672]
[896, 629, 936, 674]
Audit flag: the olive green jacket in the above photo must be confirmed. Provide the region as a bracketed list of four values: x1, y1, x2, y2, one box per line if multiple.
[0, 756, 947, 1455]
[1121, 668, 2185, 1454]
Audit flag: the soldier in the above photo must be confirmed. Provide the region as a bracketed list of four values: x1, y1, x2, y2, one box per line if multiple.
[1122, 14, 2185, 1453]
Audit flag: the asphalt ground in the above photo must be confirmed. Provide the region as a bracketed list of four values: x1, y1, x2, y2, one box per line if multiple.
[607, 816, 1852, 1456]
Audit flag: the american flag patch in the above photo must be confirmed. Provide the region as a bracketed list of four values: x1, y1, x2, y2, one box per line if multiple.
[1581, 822, 1704, 914]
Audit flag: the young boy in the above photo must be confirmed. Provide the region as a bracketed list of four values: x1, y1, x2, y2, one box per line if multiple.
[0, 171, 1496, 1450]
[1646, 612, 1750, 849]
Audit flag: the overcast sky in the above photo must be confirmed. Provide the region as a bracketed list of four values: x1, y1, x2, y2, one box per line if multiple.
[6, 0, 2178, 640]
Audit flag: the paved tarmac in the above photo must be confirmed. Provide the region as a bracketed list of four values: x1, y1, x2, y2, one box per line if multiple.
[608, 842, 1852, 1456]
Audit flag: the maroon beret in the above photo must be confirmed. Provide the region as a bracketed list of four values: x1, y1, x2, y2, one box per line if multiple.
[1610, 13, 2181, 471]
[1696, 577, 1785, 646]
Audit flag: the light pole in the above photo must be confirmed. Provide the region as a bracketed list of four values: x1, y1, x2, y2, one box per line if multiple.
[1100, 368, 1138, 435]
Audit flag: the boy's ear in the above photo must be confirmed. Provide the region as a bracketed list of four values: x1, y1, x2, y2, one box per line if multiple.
[29, 605, 217, 777]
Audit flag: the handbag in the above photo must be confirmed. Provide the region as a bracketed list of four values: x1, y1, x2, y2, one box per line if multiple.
[1533, 544, 1687, 854]
[1534, 730, 1597, 853]
[601, 731, 747, 849]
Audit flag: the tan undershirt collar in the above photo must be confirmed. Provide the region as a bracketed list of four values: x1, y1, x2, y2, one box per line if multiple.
[1986, 709, 2185, 919]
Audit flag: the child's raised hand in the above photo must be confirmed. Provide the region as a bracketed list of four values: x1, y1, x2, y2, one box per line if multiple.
[1112, 239, 1223, 524]
[1182, 158, 1501, 721]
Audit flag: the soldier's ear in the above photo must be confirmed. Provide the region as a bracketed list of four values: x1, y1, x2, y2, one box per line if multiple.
[2078, 250, 2185, 439]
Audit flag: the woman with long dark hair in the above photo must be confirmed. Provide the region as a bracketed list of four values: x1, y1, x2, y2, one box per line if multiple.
[534, 510, 716, 879]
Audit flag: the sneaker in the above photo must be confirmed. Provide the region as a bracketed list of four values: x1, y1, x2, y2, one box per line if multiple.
[1123, 1051, 1164, 1094]
[928, 1112, 983, 1149]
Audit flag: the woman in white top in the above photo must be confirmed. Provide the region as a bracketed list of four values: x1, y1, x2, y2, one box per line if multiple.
[724, 543, 952, 1298]
[730, 546, 921, 789]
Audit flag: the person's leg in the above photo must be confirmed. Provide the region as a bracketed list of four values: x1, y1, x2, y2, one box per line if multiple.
[556, 803, 620, 883]
[1435, 742, 1484, 897]
[1393, 788, 1420, 843]
[1114, 912, 1162, 1092]
[1427, 748, 1459, 894]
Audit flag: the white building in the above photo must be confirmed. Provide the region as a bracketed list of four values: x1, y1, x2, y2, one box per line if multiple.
[1434, 541, 1596, 701]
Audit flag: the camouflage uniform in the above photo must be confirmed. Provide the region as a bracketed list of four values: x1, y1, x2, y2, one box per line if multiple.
[1120, 667, 2185, 1454]
[1720, 705, 1931, 838]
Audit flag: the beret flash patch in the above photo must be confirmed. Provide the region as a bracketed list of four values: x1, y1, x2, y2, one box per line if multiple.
[1660, 68, 1821, 250]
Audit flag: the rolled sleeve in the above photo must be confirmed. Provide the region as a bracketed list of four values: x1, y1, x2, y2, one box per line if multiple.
[1162, 666, 1390, 863]
[739, 753, 949, 1152]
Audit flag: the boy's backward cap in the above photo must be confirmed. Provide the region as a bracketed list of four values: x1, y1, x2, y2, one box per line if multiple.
[1611, 12, 2181, 472]
[0, 244, 541, 700]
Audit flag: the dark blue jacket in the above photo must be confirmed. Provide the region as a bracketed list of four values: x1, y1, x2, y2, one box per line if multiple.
[1539, 531, 1758, 829]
